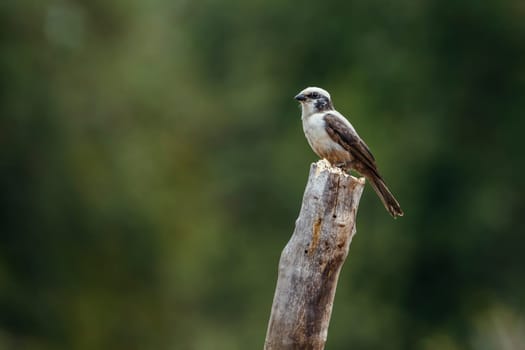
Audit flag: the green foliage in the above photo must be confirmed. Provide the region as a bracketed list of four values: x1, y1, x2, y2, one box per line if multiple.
[1, 0, 524, 349]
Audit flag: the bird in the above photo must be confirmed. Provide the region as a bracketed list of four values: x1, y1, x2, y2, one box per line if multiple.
[295, 86, 404, 217]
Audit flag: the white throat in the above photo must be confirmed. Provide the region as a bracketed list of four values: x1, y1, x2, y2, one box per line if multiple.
[300, 101, 319, 119]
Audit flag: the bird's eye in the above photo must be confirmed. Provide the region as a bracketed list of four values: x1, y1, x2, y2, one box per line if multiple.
[309, 92, 320, 99]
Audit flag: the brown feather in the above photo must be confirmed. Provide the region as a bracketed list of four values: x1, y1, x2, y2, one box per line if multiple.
[323, 113, 404, 217]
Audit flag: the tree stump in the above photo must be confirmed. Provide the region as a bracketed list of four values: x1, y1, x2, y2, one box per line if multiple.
[264, 159, 365, 350]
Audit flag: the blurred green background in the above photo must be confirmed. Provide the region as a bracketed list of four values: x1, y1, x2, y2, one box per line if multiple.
[1, 0, 525, 349]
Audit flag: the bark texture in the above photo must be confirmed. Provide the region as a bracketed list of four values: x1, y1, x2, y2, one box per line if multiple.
[264, 159, 365, 350]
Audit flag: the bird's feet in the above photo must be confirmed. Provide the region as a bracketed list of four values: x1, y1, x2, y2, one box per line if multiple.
[333, 161, 351, 172]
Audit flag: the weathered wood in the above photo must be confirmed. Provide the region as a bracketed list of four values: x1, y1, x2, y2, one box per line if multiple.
[264, 159, 365, 350]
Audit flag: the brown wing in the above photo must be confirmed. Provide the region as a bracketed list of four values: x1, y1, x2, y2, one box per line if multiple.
[323, 113, 381, 178]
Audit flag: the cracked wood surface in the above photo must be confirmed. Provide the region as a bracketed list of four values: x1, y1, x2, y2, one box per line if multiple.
[264, 159, 365, 350]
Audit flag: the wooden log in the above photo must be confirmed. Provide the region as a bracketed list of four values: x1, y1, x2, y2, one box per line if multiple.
[264, 159, 365, 350]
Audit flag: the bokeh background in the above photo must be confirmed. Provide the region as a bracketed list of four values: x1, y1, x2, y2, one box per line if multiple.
[1, 1, 525, 349]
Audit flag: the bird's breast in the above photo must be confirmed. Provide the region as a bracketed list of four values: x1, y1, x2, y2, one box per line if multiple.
[302, 113, 351, 164]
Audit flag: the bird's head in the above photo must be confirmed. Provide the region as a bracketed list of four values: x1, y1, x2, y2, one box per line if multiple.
[294, 87, 334, 115]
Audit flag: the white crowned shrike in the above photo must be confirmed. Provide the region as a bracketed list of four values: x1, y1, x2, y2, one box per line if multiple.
[295, 86, 403, 217]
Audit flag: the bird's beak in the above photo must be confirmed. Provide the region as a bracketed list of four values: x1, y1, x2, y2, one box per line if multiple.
[294, 93, 307, 102]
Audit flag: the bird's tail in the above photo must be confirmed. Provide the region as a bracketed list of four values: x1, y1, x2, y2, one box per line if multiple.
[368, 175, 404, 218]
